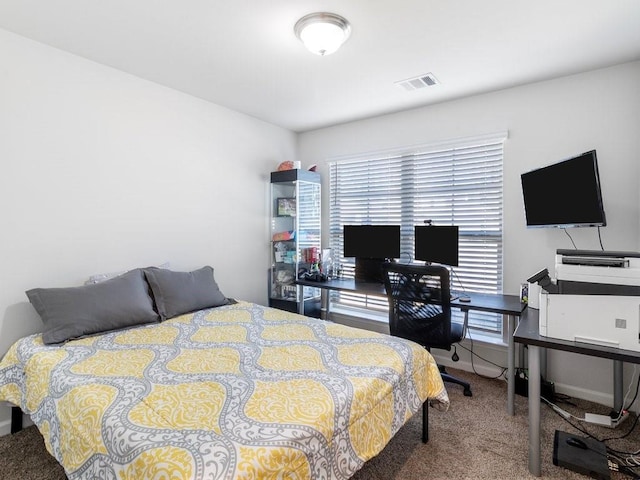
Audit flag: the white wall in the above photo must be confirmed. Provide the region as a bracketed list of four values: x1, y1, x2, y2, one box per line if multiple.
[298, 61, 640, 408]
[0, 29, 296, 429]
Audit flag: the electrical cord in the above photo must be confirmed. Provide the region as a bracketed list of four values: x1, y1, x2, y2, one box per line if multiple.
[600, 406, 640, 443]
[449, 267, 466, 293]
[623, 365, 640, 412]
[542, 387, 640, 444]
[608, 457, 640, 480]
[563, 228, 578, 249]
[597, 225, 605, 251]
[541, 396, 585, 422]
[541, 379, 640, 468]
[619, 465, 640, 479]
[600, 370, 640, 443]
[616, 450, 640, 476]
[456, 328, 508, 380]
[606, 441, 640, 479]
[560, 226, 606, 251]
[612, 365, 640, 425]
[609, 444, 640, 473]
[553, 392, 577, 407]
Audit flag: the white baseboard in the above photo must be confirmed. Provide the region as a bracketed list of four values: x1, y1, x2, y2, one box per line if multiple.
[554, 382, 617, 411]
[0, 418, 11, 437]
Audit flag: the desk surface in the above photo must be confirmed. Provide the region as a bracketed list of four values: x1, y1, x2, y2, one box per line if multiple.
[514, 308, 640, 364]
[296, 278, 526, 316]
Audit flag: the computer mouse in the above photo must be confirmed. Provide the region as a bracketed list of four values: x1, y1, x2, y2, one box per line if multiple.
[459, 296, 471, 302]
[565, 437, 588, 449]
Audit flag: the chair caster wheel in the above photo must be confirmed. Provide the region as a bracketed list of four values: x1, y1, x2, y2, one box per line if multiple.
[463, 388, 472, 397]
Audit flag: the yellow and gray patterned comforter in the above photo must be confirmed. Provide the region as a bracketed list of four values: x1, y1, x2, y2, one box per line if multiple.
[0, 301, 449, 479]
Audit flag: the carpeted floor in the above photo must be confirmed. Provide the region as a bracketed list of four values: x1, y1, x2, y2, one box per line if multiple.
[1, 368, 639, 479]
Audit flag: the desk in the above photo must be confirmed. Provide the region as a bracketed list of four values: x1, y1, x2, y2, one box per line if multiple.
[296, 278, 526, 414]
[514, 308, 640, 476]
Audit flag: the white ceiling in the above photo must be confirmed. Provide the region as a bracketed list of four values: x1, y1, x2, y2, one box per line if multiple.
[1, 0, 639, 133]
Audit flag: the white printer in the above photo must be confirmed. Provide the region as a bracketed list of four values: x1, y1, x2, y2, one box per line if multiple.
[536, 250, 640, 352]
[555, 249, 640, 290]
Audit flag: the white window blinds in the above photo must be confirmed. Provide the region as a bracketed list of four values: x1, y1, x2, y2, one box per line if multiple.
[328, 132, 507, 335]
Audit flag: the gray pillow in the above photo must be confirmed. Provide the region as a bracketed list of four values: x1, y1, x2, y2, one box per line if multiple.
[144, 266, 230, 320]
[26, 269, 160, 344]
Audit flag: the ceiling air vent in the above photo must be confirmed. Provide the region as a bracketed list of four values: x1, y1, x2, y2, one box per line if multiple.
[395, 73, 439, 91]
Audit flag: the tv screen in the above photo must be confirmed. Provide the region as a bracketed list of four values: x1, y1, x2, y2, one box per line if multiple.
[414, 225, 459, 266]
[343, 225, 401, 259]
[520, 150, 606, 228]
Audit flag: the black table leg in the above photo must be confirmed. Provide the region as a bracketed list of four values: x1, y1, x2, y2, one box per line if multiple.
[10, 406, 22, 434]
[422, 401, 429, 443]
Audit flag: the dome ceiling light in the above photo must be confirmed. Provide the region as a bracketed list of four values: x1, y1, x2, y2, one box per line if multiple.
[294, 12, 351, 56]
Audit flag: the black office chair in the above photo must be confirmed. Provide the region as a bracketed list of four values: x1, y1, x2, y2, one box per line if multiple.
[382, 262, 472, 397]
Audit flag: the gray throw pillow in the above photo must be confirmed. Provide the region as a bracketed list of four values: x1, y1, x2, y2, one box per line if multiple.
[26, 269, 160, 344]
[144, 266, 230, 320]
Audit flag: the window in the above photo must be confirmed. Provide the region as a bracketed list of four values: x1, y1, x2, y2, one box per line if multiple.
[328, 132, 506, 338]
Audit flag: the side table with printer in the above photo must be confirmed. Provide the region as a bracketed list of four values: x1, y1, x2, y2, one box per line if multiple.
[519, 249, 640, 476]
[532, 249, 640, 355]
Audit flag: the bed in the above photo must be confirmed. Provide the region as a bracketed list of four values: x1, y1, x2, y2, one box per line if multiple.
[0, 266, 449, 480]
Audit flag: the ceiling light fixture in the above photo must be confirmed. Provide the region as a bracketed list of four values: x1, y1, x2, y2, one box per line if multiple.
[294, 12, 351, 56]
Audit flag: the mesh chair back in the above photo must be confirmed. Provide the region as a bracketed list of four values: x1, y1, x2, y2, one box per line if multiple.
[382, 263, 453, 350]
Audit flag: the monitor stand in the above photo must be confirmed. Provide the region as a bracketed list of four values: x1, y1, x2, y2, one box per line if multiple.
[354, 258, 388, 283]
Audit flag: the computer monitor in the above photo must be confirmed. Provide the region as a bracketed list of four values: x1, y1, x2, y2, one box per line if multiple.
[520, 150, 606, 228]
[343, 225, 401, 258]
[414, 225, 459, 267]
[343, 225, 401, 282]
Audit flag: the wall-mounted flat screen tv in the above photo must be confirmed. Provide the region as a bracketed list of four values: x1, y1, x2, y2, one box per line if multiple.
[414, 225, 459, 266]
[520, 150, 606, 228]
[343, 225, 401, 259]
